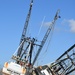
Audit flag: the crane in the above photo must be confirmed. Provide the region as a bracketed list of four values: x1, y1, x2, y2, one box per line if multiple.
[2, 1, 35, 74]
[32, 9, 60, 65]
[32, 44, 75, 75]
[49, 44, 75, 75]
[17, 0, 33, 58]
[2, 0, 75, 74]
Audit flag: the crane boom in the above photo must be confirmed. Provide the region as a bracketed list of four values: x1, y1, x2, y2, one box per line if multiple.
[50, 44, 75, 75]
[32, 10, 60, 65]
[17, 0, 33, 57]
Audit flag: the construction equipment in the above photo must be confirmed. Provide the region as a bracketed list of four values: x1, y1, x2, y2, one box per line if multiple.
[2, 0, 75, 75]
[32, 44, 75, 75]
[32, 9, 60, 65]
[10, 0, 60, 68]
[2, 0, 60, 74]
[50, 44, 75, 75]
[17, 0, 33, 58]
[2, 0, 34, 75]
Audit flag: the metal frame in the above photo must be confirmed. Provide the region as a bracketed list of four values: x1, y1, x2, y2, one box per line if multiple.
[50, 44, 75, 75]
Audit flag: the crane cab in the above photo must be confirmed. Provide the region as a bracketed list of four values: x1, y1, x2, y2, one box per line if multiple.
[2, 62, 26, 75]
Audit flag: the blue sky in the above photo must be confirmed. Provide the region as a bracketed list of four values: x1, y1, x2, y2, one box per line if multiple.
[0, 0, 75, 66]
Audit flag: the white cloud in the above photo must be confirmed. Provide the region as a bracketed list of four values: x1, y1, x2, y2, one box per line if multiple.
[68, 19, 75, 33]
[43, 19, 75, 33]
[62, 19, 75, 33]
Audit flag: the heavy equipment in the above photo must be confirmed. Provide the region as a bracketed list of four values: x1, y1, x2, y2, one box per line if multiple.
[2, 0, 75, 75]
[32, 44, 75, 75]
[2, 0, 34, 75]
[2, 0, 60, 74]
[50, 44, 75, 75]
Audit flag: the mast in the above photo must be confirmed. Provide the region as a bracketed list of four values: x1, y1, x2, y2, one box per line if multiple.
[33, 10, 60, 65]
[17, 0, 34, 57]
